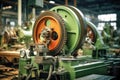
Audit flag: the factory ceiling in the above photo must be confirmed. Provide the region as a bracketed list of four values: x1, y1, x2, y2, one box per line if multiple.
[0, 0, 120, 17]
[50, 0, 120, 14]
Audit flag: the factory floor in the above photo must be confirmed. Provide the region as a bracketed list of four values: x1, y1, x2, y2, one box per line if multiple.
[0, 50, 19, 80]
[0, 65, 18, 80]
[0, 50, 120, 80]
[75, 74, 115, 80]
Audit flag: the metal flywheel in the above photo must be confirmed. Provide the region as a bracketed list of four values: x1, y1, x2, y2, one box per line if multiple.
[50, 6, 86, 55]
[86, 21, 97, 44]
[33, 11, 66, 55]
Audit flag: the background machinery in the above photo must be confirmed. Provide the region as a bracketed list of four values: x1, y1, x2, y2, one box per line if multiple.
[0, 19, 34, 68]
[0, 10, 35, 80]
[18, 6, 120, 80]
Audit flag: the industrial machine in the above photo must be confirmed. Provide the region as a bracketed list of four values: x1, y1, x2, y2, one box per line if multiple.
[0, 12, 35, 80]
[0, 20, 34, 68]
[18, 6, 120, 80]
[0, 21, 34, 50]
[83, 21, 109, 58]
[101, 23, 120, 57]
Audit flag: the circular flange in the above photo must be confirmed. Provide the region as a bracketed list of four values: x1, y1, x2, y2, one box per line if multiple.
[33, 11, 66, 55]
[50, 6, 86, 55]
[86, 21, 97, 44]
[68, 6, 86, 50]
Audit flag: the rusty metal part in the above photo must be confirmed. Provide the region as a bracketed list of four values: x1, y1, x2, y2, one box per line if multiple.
[0, 51, 19, 57]
[86, 22, 97, 44]
[33, 11, 66, 55]
[0, 51, 20, 62]
[0, 65, 18, 80]
[109, 49, 120, 53]
[1, 28, 17, 44]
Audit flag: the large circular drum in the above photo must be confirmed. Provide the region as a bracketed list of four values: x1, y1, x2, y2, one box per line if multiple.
[33, 6, 86, 56]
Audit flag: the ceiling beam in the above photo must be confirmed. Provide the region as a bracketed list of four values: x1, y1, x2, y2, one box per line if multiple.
[0, 0, 18, 5]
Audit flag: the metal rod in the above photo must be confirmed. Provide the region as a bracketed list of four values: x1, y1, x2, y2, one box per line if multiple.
[18, 0, 22, 26]
[32, 8, 36, 20]
[74, 0, 77, 7]
[65, 0, 68, 6]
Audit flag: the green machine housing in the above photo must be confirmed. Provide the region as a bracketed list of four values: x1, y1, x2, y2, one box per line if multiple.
[19, 6, 120, 80]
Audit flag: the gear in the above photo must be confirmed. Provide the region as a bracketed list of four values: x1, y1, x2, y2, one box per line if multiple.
[51, 6, 86, 55]
[33, 11, 66, 56]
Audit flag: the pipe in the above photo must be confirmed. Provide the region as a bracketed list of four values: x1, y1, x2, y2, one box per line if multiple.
[47, 65, 53, 80]
[65, 0, 68, 6]
[32, 8, 36, 20]
[74, 0, 77, 7]
[18, 0, 22, 26]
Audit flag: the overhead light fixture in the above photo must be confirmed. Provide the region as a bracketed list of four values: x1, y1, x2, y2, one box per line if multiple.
[2, 6, 12, 10]
[49, 1, 55, 4]
[41, 10, 45, 13]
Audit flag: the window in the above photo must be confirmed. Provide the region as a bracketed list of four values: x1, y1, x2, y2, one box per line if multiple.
[97, 13, 117, 30]
[110, 22, 117, 30]
[10, 21, 15, 27]
[98, 23, 105, 30]
[98, 13, 116, 21]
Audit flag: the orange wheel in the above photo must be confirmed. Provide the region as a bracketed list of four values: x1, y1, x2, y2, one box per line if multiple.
[33, 11, 66, 55]
[87, 27, 94, 42]
[86, 21, 97, 44]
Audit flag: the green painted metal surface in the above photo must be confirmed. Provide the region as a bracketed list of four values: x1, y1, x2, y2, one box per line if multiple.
[17, 21, 34, 47]
[19, 56, 38, 78]
[60, 59, 76, 80]
[68, 6, 86, 50]
[18, 6, 114, 80]
[73, 61, 109, 78]
[84, 21, 109, 57]
[19, 58, 28, 76]
[60, 57, 110, 80]
[86, 21, 107, 49]
[50, 6, 84, 55]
